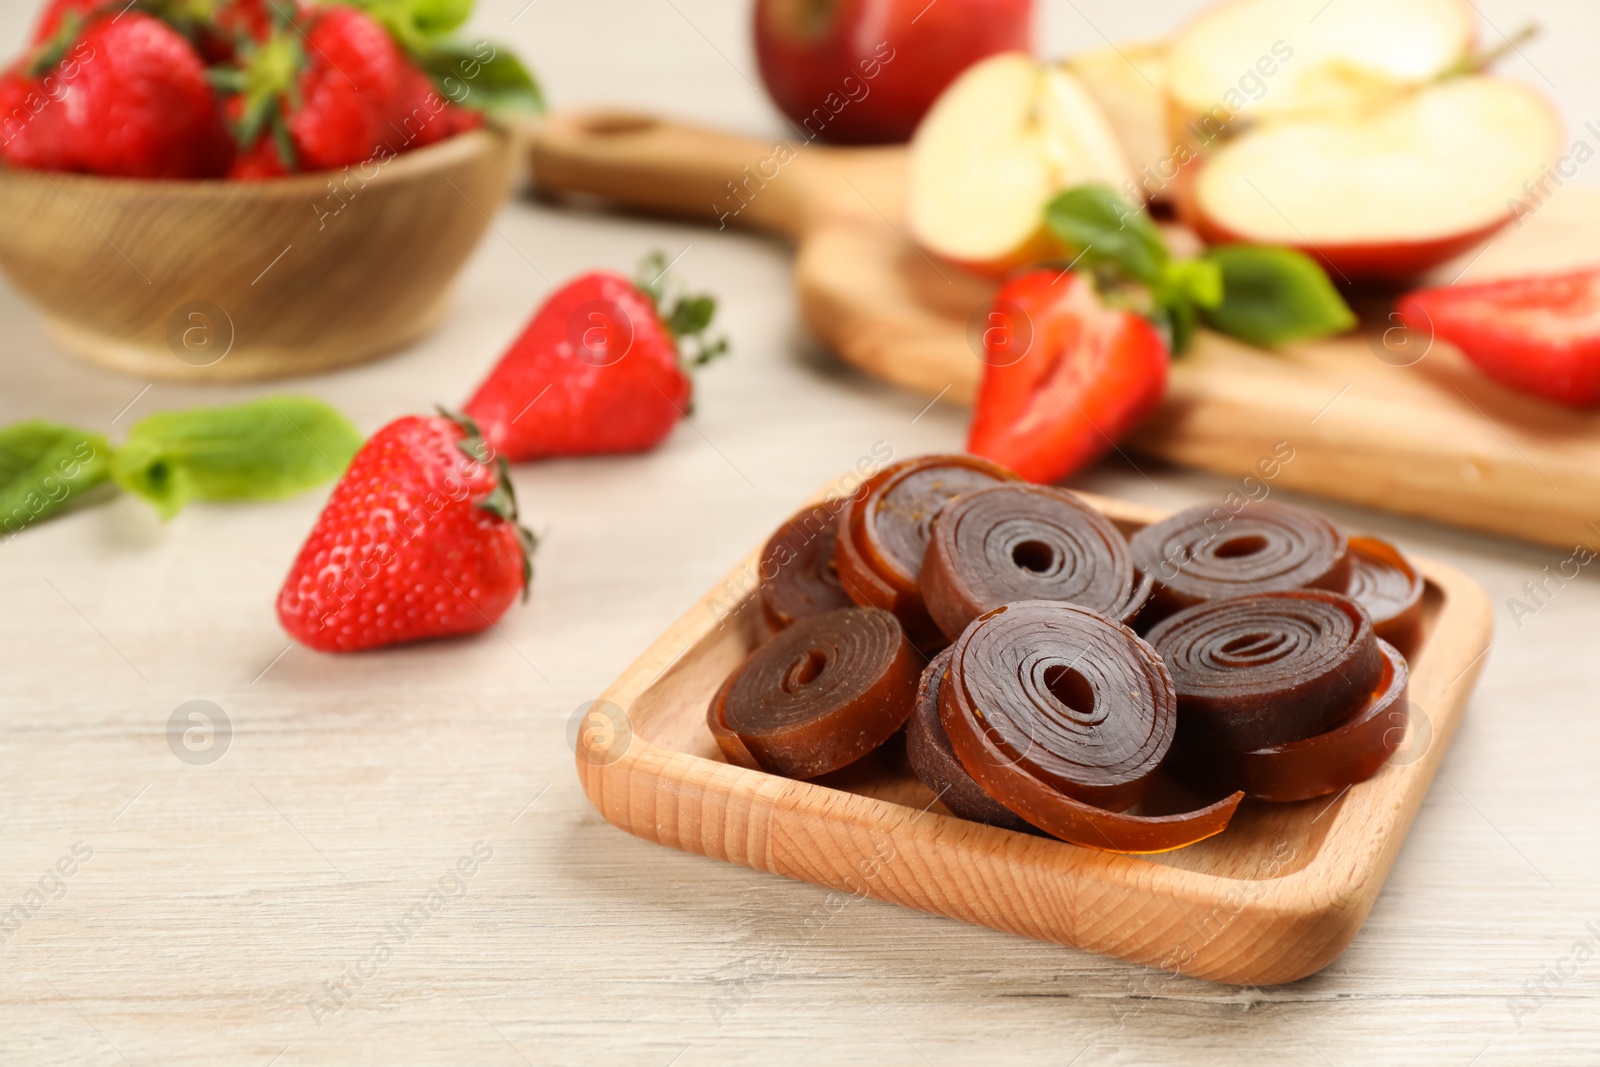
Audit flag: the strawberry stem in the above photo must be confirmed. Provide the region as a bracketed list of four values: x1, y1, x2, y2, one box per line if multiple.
[223, 20, 306, 162]
[25, 11, 86, 78]
[634, 251, 731, 370]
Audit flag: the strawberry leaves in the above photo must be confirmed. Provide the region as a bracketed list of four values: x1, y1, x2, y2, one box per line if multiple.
[213, 29, 304, 164]
[444, 408, 538, 598]
[637, 252, 730, 368]
[1040, 184, 1353, 354]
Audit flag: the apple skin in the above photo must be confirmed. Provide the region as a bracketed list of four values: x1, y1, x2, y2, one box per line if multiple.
[753, 0, 1034, 145]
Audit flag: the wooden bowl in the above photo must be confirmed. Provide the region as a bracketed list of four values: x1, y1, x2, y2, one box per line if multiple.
[0, 129, 515, 381]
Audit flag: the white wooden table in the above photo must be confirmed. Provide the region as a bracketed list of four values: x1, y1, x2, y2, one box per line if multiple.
[3, 1, 1599, 1063]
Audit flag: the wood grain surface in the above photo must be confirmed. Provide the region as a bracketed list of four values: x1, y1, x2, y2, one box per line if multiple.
[530, 110, 1600, 553]
[2, 1, 1599, 1065]
[581, 488, 1494, 985]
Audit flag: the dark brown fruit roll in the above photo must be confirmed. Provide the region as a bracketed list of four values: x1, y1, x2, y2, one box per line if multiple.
[904, 648, 1032, 833]
[833, 453, 1019, 648]
[708, 606, 920, 779]
[1143, 591, 1383, 751]
[757, 504, 855, 635]
[1128, 501, 1351, 626]
[938, 601, 1242, 853]
[921, 484, 1151, 641]
[1164, 640, 1410, 803]
[1344, 536, 1425, 658]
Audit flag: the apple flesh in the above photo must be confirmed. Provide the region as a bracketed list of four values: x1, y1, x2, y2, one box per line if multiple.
[1166, 0, 1475, 126]
[907, 52, 1136, 275]
[1185, 77, 1562, 281]
[753, 0, 1033, 145]
[1069, 43, 1175, 202]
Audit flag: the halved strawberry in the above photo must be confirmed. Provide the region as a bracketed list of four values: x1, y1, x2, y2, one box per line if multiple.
[967, 269, 1169, 484]
[1398, 267, 1600, 407]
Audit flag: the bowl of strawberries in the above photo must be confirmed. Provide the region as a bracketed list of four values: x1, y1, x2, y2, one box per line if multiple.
[0, 0, 541, 380]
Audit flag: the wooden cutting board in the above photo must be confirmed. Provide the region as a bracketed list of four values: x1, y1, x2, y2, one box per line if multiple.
[530, 110, 1600, 551]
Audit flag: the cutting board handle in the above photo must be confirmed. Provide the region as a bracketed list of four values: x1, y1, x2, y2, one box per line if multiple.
[528, 111, 811, 239]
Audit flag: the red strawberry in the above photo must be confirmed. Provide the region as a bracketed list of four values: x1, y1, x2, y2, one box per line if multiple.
[388, 63, 483, 152]
[276, 413, 536, 653]
[30, 0, 103, 44]
[464, 257, 728, 460]
[0, 12, 231, 179]
[225, 4, 406, 176]
[1398, 268, 1600, 407]
[967, 269, 1169, 484]
[33, 0, 284, 61]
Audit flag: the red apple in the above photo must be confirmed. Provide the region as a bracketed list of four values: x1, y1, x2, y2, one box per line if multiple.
[753, 0, 1034, 145]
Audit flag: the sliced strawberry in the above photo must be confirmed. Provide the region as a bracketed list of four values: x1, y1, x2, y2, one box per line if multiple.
[1398, 267, 1600, 407]
[967, 270, 1169, 484]
[464, 257, 727, 461]
[276, 412, 536, 653]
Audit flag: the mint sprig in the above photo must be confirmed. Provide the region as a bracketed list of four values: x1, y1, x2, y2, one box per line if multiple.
[1199, 245, 1358, 347]
[0, 422, 111, 538]
[0, 397, 361, 534]
[112, 397, 362, 519]
[1041, 184, 1354, 353]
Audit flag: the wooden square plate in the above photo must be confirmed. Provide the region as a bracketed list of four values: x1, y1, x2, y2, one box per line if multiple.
[576, 489, 1493, 985]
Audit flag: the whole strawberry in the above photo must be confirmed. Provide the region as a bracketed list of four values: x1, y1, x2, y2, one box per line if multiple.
[276, 413, 536, 653]
[225, 3, 475, 177]
[32, 0, 283, 61]
[0, 11, 231, 179]
[464, 255, 729, 460]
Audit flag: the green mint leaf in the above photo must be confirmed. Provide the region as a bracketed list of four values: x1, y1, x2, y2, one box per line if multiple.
[1043, 184, 1168, 286]
[111, 397, 362, 520]
[1162, 257, 1224, 310]
[1152, 298, 1199, 357]
[1149, 258, 1224, 355]
[419, 40, 545, 116]
[0, 421, 110, 538]
[346, 0, 471, 52]
[1200, 245, 1357, 348]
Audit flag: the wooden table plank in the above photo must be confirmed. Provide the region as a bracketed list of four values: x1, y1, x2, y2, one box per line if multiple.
[1, 1, 1598, 1064]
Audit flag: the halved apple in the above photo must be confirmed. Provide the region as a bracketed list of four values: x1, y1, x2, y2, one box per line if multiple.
[1069, 43, 1176, 201]
[907, 52, 1136, 275]
[1185, 77, 1562, 281]
[1166, 0, 1475, 127]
